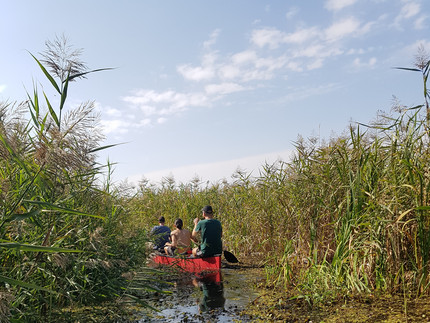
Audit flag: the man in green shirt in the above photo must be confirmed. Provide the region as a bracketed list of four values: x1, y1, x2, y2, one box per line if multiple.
[192, 205, 222, 257]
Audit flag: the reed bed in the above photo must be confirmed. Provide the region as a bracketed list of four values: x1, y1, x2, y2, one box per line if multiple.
[3, 38, 430, 320]
[130, 54, 430, 305]
[0, 37, 150, 322]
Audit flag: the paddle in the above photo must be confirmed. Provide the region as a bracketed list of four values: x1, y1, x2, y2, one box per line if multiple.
[223, 250, 239, 263]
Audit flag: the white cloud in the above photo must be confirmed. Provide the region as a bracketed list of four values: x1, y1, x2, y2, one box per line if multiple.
[119, 89, 210, 130]
[251, 28, 286, 49]
[205, 82, 245, 95]
[352, 57, 378, 69]
[286, 7, 299, 20]
[218, 64, 241, 80]
[123, 90, 208, 113]
[139, 105, 156, 117]
[307, 58, 324, 70]
[324, 0, 358, 12]
[284, 27, 320, 44]
[231, 50, 258, 65]
[112, 1, 417, 139]
[394, 1, 421, 27]
[105, 107, 122, 117]
[100, 119, 131, 134]
[414, 15, 427, 30]
[399, 1, 420, 19]
[177, 51, 218, 82]
[324, 17, 361, 42]
[139, 119, 151, 127]
[177, 64, 215, 81]
[203, 29, 221, 50]
[285, 61, 303, 72]
[251, 27, 319, 48]
[157, 117, 167, 124]
[0, 84, 6, 93]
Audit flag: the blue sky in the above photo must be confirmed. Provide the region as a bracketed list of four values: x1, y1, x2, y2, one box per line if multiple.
[1, 0, 429, 186]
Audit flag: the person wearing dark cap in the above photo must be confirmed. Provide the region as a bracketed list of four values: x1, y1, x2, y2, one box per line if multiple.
[150, 216, 171, 252]
[192, 205, 222, 257]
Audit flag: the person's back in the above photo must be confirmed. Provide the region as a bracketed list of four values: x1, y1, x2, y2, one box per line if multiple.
[192, 206, 222, 257]
[165, 218, 192, 255]
[169, 228, 192, 254]
[151, 216, 171, 251]
[195, 218, 222, 256]
[175, 228, 192, 253]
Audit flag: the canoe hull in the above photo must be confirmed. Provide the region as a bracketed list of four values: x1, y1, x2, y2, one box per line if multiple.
[153, 254, 221, 272]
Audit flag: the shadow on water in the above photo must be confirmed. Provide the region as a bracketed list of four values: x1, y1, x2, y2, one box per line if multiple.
[139, 267, 261, 322]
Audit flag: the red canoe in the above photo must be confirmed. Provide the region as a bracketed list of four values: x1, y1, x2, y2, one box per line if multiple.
[152, 253, 221, 273]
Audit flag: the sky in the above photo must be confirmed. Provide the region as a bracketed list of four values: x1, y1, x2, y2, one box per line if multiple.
[1, 0, 429, 186]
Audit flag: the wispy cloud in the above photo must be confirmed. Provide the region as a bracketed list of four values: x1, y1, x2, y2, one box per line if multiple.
[105, 2, 419, 136]
[324, 17, 362, 42]
[414, 14, 428, 30]
[177, 54, 217, 81]
[324, 0, 358, 12]
[286, 6, 299, 20]
[203, 29, 221, 50]
[123, 89, 209, 117]
[280, 83, 342, 103]
[100, 119, 132, 134]
[352, 57, 378, 69]
[0, 84, 6, 93]
[394, 0, 427, 29]
[251, 27, 319, 48]
[205, 82, 245, 96]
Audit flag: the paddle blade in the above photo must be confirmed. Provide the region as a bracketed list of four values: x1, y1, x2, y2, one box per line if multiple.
[223, 250, 239, 263]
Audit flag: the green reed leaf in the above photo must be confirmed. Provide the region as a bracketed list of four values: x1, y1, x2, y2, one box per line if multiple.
[0, 241, 83, 253]
[59, 70, 70, 112]
[29, 52, 61, 94]
[0, 274, 56, 293]
[24, 200, 105, 219]
[43, 92, 59, 127]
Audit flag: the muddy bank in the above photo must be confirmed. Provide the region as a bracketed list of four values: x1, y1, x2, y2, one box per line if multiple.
[242, 285, 430, 322]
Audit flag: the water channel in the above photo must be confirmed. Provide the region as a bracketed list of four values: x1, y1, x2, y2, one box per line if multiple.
[138, 266, 263, 322]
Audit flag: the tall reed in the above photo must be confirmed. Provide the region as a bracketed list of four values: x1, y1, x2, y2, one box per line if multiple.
[0, 37, 149, 321]
[128, 51, 430, 305]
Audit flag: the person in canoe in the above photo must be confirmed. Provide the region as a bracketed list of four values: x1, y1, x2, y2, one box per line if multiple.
[192, 205, 223, 258]
[150, 216, 171, 253]
[164, 218, 192, 256]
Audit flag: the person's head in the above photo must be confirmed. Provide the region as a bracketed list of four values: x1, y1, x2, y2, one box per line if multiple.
[202, 205, 213, 217]
[174, 218, 183, 229]
[158, 216, 166, 224]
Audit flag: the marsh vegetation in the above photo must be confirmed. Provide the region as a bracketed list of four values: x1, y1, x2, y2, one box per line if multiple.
[1, 38, 430, 322]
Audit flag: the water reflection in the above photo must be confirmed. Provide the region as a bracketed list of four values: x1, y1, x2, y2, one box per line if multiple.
[141, 268, 260, 322]
[193, 271, 225, 313]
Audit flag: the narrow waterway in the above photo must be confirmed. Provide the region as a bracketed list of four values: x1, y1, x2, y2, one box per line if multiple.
[139, 267, 263, 322]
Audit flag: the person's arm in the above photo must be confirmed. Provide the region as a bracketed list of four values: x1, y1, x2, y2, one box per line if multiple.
[164, 232, 173, 246]
[170, 232, 178, 247]
[191, 218, 200, 242]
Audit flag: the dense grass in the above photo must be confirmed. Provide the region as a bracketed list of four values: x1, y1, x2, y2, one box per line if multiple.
[0, 37, 150, 322]
[129, 53, 430, 305]
[2, 38, 430, 320]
